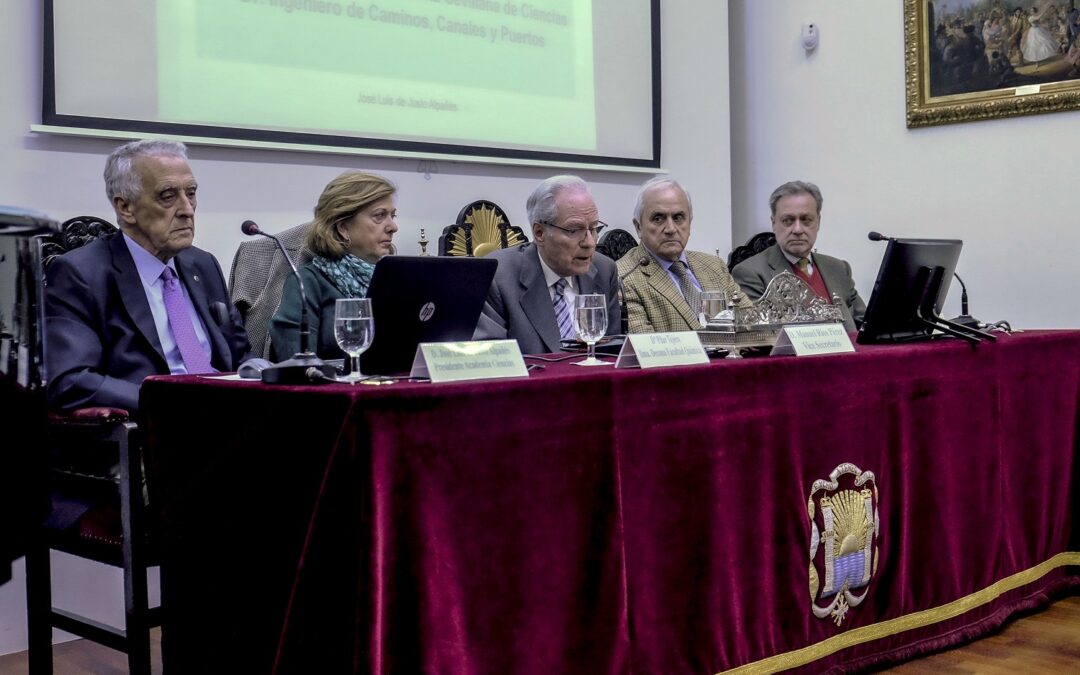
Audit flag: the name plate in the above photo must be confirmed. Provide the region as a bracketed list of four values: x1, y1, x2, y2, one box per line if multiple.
[410, 340, 529, 383]
[771, 323, 854, 357]
[615, 331, 709, 369]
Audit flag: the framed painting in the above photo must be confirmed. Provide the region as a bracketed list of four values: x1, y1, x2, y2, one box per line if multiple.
[904, 0, 1080, 127]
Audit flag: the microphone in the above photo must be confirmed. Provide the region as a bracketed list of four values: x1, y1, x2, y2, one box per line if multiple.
[949, 272, 982, 330]
[240, 220, 337, 385]
[617, 256, 650, 334]
[867, 231, 895, 242]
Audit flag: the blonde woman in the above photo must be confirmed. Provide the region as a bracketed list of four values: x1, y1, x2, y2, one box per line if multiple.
[269, 171, 397, 360]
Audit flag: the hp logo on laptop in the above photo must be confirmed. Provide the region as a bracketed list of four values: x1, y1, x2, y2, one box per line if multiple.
[418, 302, 436, 322]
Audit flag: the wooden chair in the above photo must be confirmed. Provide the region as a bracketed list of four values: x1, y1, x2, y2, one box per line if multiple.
[727, 231, 776, 270]
[0, 207, 54, 589]
[439, 200, 528, 257]
[36, 216, 118, 267]
[25, 216, 160, 675]
[596, 227, 638, 262]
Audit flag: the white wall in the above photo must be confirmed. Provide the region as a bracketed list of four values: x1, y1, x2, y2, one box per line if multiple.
[729, 1, 1078, 327]
[0, 0, 733, 655]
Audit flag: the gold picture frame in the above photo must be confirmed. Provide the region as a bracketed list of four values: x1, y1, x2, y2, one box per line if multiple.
[904, 0, 1080, 127]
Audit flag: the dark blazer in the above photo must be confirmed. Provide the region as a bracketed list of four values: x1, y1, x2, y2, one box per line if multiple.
[732, 243, 866, 332]
[474, 243, 621, 354]
[45, 234, 252, 412]
[268, 264, 345, 361]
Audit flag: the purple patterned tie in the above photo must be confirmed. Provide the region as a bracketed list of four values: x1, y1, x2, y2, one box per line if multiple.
[552, 278, 574, 340]
[160, 267, 214, 374]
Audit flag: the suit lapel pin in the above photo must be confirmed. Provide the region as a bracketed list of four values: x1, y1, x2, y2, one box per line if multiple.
[192, 274, 200, 282]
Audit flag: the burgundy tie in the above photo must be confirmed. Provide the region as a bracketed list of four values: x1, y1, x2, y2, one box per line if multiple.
[160, 267, 214, 374]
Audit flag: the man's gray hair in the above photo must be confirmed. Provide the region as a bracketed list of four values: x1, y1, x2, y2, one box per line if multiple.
[632, 177, 693, 223]
[769, 180, 823, 216]
[104, 139, 189, 205]
[526, 175, 590, 226]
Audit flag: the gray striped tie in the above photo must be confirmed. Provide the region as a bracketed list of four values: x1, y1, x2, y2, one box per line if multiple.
[552, 278, 574, 340]
[671, 260, 701, 315]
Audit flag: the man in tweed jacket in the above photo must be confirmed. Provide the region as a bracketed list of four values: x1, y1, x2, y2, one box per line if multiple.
[229, 222, 312, 359]
[617, 178, 750, 334]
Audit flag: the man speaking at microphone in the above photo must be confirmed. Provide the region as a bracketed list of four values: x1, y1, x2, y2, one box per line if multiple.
[45, 139, 252, 412]
[732, 180, 865, 333]
[474, 175, 620, 354]
[618, 177, 749, 334]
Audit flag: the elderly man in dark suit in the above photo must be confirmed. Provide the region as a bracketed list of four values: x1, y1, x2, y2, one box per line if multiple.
[45, 139, 252, 412]
[474, 175, 620, 354]
[732, 180, 865, 332]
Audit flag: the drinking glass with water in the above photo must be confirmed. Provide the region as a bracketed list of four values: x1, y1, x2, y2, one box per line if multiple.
[573, 293, 610, 366]
[334, 297, 374, 383]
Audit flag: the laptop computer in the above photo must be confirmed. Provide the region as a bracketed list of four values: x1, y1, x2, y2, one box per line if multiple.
[360, 255, 498, 375]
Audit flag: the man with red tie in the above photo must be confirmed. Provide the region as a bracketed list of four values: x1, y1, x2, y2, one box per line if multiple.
[732, 180, 865, 332]
[45, 139, 252, 412]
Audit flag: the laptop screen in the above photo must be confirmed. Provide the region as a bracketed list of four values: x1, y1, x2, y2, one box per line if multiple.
[361, 256, 498, 374]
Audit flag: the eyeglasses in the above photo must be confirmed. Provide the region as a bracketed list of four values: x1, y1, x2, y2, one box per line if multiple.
[542, 220, 608, 241]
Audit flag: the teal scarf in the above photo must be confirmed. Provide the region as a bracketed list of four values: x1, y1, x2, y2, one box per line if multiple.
[311, 253, 376, 298]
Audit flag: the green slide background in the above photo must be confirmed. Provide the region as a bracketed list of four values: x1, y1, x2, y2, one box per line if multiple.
[155, 0, 597, 150]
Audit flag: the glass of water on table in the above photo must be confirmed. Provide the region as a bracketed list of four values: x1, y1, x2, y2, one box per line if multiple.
[334, 297, 374, 383]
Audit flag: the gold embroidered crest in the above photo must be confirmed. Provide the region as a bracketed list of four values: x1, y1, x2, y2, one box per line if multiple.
[807, 463, 879, 626]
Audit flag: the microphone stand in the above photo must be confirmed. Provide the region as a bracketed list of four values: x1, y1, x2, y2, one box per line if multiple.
[912, 266, 996, 344]
[241, 221, 338, 384]
[949, 273, 983, 331]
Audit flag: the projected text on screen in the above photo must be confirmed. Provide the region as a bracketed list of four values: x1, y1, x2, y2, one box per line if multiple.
[156, 0, 597, 150]
[47, 0, 658, 167]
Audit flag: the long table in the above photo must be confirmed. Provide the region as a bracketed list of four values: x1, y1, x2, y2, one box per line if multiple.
[141, 330, 1080, 673]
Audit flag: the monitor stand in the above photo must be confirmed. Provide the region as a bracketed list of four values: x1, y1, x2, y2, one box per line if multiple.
[913, 266, 996, 344]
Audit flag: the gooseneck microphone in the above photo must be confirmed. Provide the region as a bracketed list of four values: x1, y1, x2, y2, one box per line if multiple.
[617, 256, 650, 334]
[241, 220, 337, 385]
[867, 231, 895, 242]
[949, 272, 982, 330]
[955, 273, 970, 317]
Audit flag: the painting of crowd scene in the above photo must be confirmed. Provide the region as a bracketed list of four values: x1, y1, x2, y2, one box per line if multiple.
[928, 0, 1080, 96]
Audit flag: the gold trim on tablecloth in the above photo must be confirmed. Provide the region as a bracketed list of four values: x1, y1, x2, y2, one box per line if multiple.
[719, 551, 1080, 675]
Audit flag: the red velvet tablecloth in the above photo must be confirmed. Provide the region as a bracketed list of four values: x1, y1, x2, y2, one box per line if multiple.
[140, 330, 1080, 674]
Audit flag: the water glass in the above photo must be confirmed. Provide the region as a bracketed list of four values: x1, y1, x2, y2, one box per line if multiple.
[573, 294, 610, 366]
[334, 298, 374, 383]
[701, 290, 729, 324]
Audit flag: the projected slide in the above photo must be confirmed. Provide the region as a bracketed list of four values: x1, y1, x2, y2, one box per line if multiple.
[47, 0, 656, 165]
[159, 0, 595, 150]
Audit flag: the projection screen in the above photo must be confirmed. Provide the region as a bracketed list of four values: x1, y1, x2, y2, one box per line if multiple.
[43, 0, 661, 169]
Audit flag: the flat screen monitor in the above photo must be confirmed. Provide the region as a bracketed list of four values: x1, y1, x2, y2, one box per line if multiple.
[856, 238, 963, 344]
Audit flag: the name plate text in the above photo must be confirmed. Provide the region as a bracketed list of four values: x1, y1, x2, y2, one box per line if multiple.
[411, 340, 529, 383]
[616, 331, 709, 369]
[771, 323, 855, 357]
